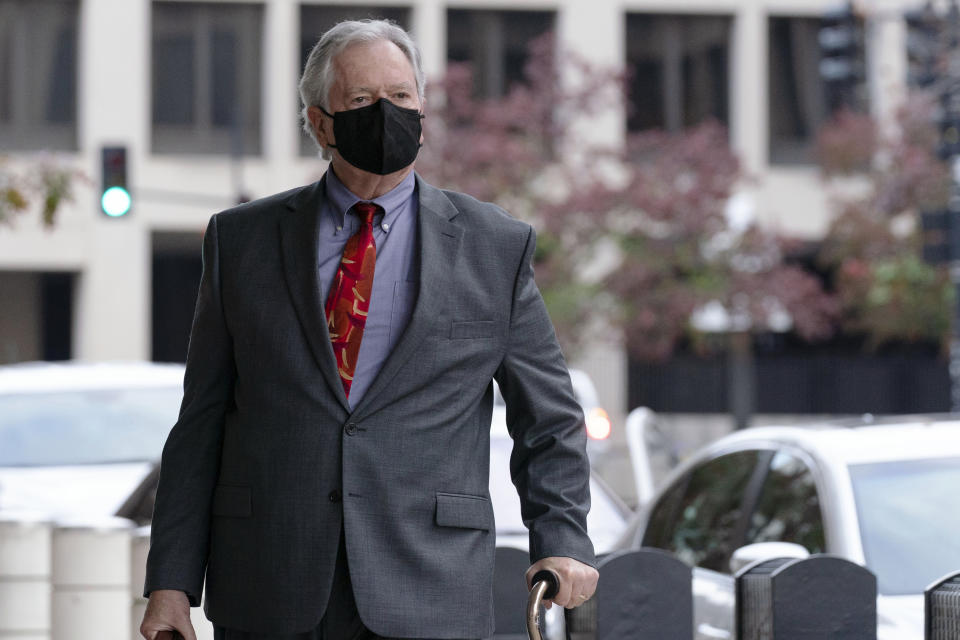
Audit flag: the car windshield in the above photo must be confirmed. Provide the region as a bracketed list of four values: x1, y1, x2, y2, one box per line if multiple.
[849, 457, 960, 595]
[0, 388, 183, 466]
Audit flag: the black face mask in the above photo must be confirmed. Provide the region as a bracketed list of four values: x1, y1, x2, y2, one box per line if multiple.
[320, 98, 423, 175]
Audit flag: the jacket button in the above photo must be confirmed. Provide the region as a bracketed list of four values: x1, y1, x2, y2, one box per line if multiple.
[345, 423, 358, 436]
[328, 490, 342, 503]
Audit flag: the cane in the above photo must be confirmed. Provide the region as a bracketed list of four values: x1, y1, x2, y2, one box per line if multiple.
[526, 569, 560, 640]
[155, 632, 184, 640]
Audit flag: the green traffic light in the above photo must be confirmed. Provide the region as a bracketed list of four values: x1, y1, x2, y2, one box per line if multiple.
[101, 186, 131, 217]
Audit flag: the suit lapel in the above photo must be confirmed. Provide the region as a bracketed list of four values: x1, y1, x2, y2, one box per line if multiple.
[278, 176, 350, 410]
[351, 176, 463, 418]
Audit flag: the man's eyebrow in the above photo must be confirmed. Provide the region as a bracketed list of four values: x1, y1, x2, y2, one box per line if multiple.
[344, 83, 415, 94]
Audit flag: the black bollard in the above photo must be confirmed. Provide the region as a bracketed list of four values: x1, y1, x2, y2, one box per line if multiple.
[925, 570, 960, 640]
[493, 547, 532, 640]
[566, 548, 693, 640]
[736, 555, 876, 640]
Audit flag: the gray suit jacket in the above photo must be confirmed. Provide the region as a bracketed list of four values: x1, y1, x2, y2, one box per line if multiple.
[144, 174, 595, 638]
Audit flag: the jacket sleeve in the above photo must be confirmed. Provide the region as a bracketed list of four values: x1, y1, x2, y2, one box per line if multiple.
[144, 213, 235, 605]
[493, 225, 596, 568]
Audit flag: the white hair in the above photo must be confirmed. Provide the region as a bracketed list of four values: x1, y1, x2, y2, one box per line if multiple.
[299, 19, 426, 159]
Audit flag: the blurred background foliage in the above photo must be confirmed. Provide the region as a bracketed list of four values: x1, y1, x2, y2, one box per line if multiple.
[419, 34, 958, 361]
[0, 157, 80, 228]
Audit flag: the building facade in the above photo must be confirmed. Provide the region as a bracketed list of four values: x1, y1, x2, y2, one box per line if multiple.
[0, 0, 916, 422]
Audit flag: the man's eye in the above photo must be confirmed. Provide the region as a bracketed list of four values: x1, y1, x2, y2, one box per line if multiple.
[395, 92, 409, 100]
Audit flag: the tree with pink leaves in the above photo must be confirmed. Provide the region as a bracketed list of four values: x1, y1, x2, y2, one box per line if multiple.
[417, 35, 837, 364]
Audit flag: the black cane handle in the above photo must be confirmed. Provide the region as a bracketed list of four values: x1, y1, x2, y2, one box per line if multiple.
[531, 568, 561, 600]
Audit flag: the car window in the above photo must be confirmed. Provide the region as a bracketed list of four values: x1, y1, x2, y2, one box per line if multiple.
[0, 388, 182, 466]
[850, 457, 960, 595]
[745, 450, 826, 554]
[641, 477, 687, 549]
[644, 450, 761, 572]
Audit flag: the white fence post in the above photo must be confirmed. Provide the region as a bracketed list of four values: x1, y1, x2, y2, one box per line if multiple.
[129, 526, 214, 640]
[130, 526, 151, 640]
[51, 517, 134, 640]
[0, 515, 52, 640]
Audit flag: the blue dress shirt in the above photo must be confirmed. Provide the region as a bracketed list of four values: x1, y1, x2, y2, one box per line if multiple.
[317, 169, 419, 408]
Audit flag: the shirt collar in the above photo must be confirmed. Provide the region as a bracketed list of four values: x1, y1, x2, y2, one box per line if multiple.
[324, 168, 416, 227]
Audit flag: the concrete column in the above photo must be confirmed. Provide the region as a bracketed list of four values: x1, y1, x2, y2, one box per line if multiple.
[413, 0, 446, 84]
[557, 0, 625, 149]
[0, 516, 52, 639]
[731, 2, 768, 175]
[130, 527, 150, 640]
[74, 220, 151, 361]
[264, 0, 299, 175]
[868, 3, 908, 140]
[130, 527, 213, 640]
[78, 0, 149, 156]
[75, 0, 151, 361]
[51, 518, 134, 640]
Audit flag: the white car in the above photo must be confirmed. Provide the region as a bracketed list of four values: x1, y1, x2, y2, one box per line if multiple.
[615, 417, 960, 640]
[114, 367, 631, 553]
[490, 372, 627, 554]
[0, 361, 185, 519]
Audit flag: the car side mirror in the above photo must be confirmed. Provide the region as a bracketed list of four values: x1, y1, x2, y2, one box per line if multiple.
[729, 541, 809, 575]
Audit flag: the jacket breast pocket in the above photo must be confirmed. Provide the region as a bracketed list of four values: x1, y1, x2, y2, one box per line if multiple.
[435, 492, 493, 531]
[211, 484, 252, 518]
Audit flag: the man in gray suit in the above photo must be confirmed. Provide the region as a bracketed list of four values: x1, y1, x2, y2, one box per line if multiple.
[140, 18, 598, 640]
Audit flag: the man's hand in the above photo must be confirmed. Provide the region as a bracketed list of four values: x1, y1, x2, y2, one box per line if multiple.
[140, 589, 196, 640]
[526, 557, 598, 609]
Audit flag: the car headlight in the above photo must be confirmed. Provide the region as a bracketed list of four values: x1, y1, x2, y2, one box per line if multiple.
[585, 408, 612, 440]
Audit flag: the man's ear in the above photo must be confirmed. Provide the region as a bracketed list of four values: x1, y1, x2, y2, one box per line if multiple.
[307, 106, 333, 149]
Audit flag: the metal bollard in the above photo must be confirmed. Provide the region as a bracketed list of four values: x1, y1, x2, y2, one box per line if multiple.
[51, 516, 134, 640]
[0, 514, 52, 640]
[736, 555, 876, 639]
[926, 570, 960, 640]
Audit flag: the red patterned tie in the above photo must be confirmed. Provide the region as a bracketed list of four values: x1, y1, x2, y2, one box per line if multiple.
[325, 202, 380, 398]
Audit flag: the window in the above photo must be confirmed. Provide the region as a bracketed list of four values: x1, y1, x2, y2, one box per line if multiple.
[152, 2, 263, 155]
[644, 450, 762, 572]
[641, 478, 687, 550]
[850, 457, 960, 595]
[746, 450, 826, 553]
[625, 13, 731, 133]
[768, 16, 866, 164]
[299, 5, 412, 155]
[446, 9, 555, 99]
[0, 0, 78, 150]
